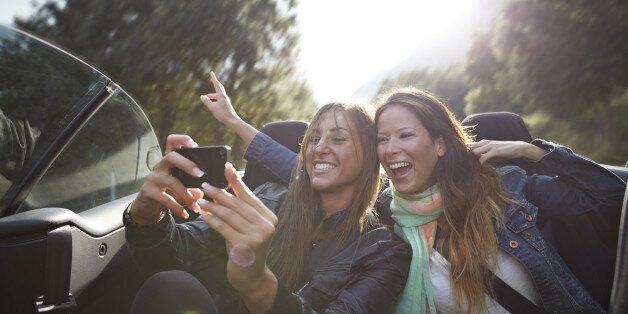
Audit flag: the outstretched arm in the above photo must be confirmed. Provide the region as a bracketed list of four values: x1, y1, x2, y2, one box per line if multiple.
[200, 73, 298, 185]
[200, 71, 258, 147]
[468, 139, 547, 164]
[471, 139, 625, 219]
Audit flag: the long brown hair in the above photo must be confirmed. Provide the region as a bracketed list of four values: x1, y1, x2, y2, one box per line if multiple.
[267, 103, 380, 290]
[375, 89, 510, 313]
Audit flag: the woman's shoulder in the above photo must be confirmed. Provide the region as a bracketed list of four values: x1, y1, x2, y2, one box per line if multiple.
[361, 224, 410, 254]
[497, 165, 528, 196]
[352, 225, 411, 273]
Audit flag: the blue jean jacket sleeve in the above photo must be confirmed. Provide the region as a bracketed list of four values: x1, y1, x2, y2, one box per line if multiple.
[244, 132, 298, 185]
[522, 139, 626, 222]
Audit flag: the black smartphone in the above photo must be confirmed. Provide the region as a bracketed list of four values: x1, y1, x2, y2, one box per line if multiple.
[171, 145, 231, 189]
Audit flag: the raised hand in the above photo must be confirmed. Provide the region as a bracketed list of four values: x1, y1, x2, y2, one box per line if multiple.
[199, 71, 259, 146]
[468, 140, 547, 164]
[198, 162, 278, 312]
[200, 71, 241, 126]
[129, 134, 204, 225]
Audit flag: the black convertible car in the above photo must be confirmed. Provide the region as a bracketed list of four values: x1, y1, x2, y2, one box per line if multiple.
[0, 25, 626, 313]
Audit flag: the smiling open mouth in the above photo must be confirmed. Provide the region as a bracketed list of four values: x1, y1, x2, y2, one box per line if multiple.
[314, 163, 336, 171]
[389, 162, 412, 177]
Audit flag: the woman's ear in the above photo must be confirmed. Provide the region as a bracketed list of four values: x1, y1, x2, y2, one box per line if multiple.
[435, 137, 447, 157]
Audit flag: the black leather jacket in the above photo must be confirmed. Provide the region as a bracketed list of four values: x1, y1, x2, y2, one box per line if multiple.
[126, 182, 411, 313]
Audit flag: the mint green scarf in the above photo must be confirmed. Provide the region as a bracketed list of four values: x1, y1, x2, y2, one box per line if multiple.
[386, 184, 444, 314]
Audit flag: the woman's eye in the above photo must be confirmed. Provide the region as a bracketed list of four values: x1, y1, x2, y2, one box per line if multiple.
[310, 137, 321, 143]
[377, 137, 388, 143]
[400, 132, 414, 139]
[332, 136, 347, 142]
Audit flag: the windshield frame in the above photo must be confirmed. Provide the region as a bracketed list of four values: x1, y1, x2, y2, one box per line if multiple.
[0, 25, 124, 217]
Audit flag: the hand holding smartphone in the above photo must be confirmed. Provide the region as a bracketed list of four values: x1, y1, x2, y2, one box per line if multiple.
[171, 145, 231, 189]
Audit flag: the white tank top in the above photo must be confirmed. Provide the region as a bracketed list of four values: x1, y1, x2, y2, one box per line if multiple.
[429, 249, 541, 313]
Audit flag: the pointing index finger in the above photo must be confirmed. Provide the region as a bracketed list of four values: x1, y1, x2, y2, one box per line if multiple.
[210, 71, 226, 95]
[225, 162, 278, 225]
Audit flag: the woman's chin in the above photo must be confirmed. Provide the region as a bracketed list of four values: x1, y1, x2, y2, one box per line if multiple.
[390, 181, 415, 194]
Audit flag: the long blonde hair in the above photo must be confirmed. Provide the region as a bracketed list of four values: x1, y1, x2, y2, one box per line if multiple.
[375, 89, 510, 313]
[267, 103, 380, 290]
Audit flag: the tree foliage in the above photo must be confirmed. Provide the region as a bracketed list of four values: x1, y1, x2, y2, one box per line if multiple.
[378, 0, 628, 165]
[16, 0, 316, 163]
[375, 65, 470, 120]
[466, 0, 628, 164]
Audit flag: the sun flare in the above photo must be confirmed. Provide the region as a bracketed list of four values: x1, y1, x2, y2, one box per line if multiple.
[297, 0, 478, 103]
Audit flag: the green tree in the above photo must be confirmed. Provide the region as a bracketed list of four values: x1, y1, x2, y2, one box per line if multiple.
[375, 65, 470, 120]
[466, 0, 628, 164]
[16, 0, 316, 164]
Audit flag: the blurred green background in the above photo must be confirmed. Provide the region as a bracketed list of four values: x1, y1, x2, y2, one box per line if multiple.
[9, 0, 628, 166]
[14, 0, 318, 165]
[377, 1, 628, 166]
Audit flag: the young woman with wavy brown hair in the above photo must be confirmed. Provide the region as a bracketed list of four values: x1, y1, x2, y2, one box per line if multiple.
[375, 90, 509, 313]
[124, 73, 411, 314]
[374, 88, 624, 313]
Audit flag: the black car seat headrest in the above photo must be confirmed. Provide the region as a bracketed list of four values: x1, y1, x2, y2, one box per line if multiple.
[242, 120, 308, 191]
[462, 112, 533, 142]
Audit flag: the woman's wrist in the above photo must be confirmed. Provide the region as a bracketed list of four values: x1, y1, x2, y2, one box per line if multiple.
[223, 115, 244, 129]
[239, 267, 278, 314]
[523, 142, 547, 161]
[129, 201, 165, 226]
[226, 117, 258, 146]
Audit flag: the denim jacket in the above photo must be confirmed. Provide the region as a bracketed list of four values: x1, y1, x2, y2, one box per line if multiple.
[245, 132, 626, 313]
[491, 139, 625, 313]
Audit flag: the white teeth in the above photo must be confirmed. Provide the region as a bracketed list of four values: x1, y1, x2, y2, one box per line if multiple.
[314, 163, 335, 171]
[389, 162, 411, 170]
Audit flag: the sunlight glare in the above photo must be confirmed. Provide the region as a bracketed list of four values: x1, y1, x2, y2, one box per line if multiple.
[297, 0, 476, 104]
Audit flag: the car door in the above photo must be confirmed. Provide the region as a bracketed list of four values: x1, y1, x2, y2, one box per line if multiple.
[0, 25, 161, 313]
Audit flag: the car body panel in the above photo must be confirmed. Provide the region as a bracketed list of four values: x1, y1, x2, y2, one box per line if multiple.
[0, 25, 160, 313]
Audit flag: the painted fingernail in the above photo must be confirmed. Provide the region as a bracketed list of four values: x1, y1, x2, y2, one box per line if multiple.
[197, 198, 209, 206]
[188, 139, 199, 147]
[200, 95, 209, 102]
[190, 202, 201, 213]
[192, 167, 205, 178]
[202, 182, 215, 192]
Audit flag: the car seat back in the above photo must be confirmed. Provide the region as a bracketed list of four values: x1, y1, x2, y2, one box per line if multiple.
[242, 120, 308, 191]
[462, 111, 533, 142]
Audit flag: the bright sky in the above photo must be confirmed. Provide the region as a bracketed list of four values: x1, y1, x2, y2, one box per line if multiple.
[0, 0, 485, 104]
[0, 0, 32, 24]
[296, 0, 479, 103]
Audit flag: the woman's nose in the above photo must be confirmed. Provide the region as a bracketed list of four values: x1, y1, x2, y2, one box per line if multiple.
[314, 137, 330, 154]
[385, 139, 400, 156]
